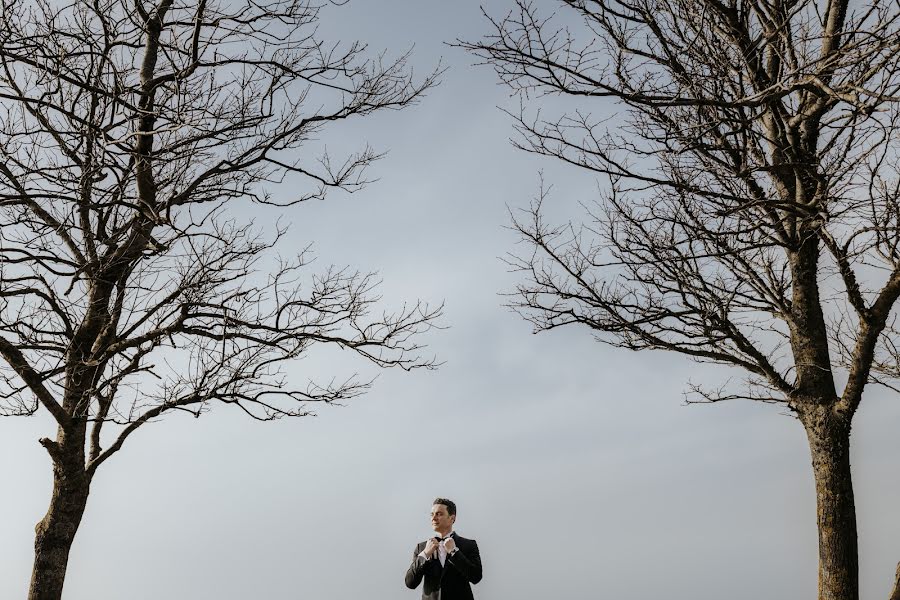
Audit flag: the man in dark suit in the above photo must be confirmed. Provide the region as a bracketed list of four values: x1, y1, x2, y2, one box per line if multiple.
[405, 498, 483, 600]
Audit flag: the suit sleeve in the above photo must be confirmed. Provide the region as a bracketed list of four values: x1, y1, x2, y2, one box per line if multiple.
[405, 544, 427, 589]
[446, 540, 482, 584]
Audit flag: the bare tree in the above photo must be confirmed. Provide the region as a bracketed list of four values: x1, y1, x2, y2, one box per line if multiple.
[0, 1, 440, 598]
[462, 0, 900, 599]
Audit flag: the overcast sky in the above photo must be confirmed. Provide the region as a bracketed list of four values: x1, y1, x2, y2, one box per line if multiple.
[1, 1, 899, 599]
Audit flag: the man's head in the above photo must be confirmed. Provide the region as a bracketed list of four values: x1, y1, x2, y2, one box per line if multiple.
[430, 498, 456, 536]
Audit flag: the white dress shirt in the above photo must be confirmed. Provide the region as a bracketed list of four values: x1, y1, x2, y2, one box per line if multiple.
[418, 531, 456, 566]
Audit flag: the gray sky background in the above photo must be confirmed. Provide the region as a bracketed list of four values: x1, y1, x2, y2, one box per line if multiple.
[1, 1, 899, 598]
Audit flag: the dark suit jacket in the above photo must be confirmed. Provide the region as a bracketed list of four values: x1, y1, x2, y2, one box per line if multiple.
[405, 533, 482, 600]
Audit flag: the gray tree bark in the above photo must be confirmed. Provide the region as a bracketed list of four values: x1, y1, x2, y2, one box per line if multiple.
[28, 435, 90, 600]
[800, 406, 858, 600]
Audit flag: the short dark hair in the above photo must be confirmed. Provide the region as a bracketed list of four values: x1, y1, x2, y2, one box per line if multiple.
[433, 497, 457, 516]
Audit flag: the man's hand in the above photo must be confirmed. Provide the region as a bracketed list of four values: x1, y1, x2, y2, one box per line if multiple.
[442, 537, 457, 554]
[424, 537, 441, 558]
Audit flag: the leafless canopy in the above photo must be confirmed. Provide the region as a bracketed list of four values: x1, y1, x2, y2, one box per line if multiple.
[0, 0, 440, 474]
[464, 0, 900, 410]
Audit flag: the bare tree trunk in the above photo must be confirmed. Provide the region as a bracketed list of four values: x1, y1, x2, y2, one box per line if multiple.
[802, 406, 858, 600]
[889, 562, 900, 600]
[28, 452, 90, 600]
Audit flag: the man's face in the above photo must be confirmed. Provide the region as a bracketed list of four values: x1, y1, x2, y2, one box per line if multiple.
[430, 503, 455, 534]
